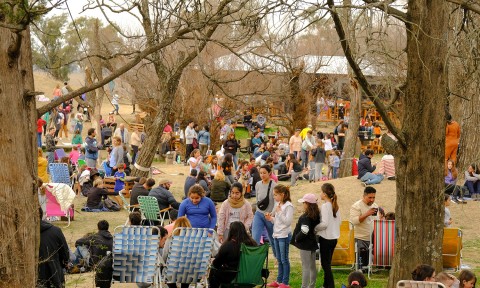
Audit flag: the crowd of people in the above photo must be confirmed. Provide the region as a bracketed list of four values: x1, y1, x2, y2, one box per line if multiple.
[36, 94, 479, 288]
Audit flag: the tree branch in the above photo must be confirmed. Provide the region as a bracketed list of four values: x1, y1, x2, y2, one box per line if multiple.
[361, 0, 408, 22]
[327, 0, 406, 148]
[36, 26, 193, 116]
[446, 0, 480, 14]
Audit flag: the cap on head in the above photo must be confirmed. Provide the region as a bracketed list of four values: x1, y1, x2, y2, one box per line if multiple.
[298, 193, 317, 204]
[158, 179, 172, 185]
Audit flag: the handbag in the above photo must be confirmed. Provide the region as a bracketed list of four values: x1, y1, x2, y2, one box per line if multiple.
[256, 181, 272, 211]
[192, 138, 199, 149]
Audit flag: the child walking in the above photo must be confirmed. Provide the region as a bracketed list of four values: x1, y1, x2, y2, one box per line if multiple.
[332, 150, 340, 179]
[291, 193, 320, 288]
[266, 184, 294, 288]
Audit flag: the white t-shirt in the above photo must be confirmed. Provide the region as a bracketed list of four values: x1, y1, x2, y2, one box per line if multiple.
[188, 157, 199, 172]
[322, 139, 333, 151]
[227, 207, 241, 227]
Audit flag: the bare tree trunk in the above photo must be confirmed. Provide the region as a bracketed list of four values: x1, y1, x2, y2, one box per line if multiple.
[387, 3, 448, 285]
[327, 1, 448, 286]
[339, 80, 361, 177]
[0, 26, 38, 287]
[289, 65, 308, 130]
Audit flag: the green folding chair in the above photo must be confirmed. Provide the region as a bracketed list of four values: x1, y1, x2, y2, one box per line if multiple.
[221, 243, 270, 287]
[77, 159, 86, 168]
[137, 196, 171, 226]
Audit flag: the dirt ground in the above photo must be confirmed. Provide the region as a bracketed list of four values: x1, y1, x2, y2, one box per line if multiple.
[34, 72, 479, 287]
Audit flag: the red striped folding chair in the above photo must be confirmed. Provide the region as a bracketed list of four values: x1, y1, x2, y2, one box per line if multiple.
[368, 220, 395, 278]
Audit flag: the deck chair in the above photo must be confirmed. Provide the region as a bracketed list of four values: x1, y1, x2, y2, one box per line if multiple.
[49, 163, 72, 186]
[77, 159, 86, 168]
[163, 228, 215, 287]
[54, 148, 67, 161]
[112, 226, 161, 287]
[138, 196, 171, 226]
[442, 228, 462, 271]
[44, 183, 75, 227]
[368, 220, 395, 278]
[331, 221, 356, 270]
[397, 280, 446, 288]
[220, 243, 270, 287]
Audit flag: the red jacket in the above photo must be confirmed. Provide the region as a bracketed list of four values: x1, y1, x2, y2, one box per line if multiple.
[37, 118, 47, 133]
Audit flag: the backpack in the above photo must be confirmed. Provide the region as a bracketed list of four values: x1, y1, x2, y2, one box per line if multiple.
[104, 198, 120, 211]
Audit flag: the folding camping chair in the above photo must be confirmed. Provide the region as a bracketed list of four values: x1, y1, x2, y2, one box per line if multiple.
[44, 183, 75, 227]
[54, 148, 67, 161]
[112, 226, 161, 287]
[219, 243, 270, 287]
[397, 280, 446, 288]
[49, 163, 72, 186]
[162, 228, 215, 287]
[331, 221, 356, 270]
[368, 220, 395, 278]
[138, 196, 171, 226]
[442, 228, 463, 271]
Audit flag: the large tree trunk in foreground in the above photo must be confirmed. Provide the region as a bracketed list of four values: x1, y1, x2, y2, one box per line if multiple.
[327, 1, 448, 286]
[0, 26, 38, 287]
[388, 2, 448, 286]
[339, 80, 361, 177]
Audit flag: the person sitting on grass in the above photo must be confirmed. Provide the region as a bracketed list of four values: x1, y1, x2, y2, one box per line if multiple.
[86, 178, 109, 210]
[73, 220, 113, 270]
[357, 149, 384, 186]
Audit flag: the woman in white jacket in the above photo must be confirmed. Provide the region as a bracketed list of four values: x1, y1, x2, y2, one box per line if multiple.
[315, 183, 341, 288]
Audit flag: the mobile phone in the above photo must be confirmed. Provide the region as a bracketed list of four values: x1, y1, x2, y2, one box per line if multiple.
[372, 208, 378, 216]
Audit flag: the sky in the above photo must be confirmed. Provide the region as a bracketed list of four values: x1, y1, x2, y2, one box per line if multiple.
[53, 0, 142, 33]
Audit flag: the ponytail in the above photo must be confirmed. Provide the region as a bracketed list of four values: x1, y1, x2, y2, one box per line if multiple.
[332, 193, 339, 218]
[321, 183, 339, 218]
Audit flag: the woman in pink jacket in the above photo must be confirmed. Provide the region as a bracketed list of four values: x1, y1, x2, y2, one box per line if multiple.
[217, 182, 254, 243]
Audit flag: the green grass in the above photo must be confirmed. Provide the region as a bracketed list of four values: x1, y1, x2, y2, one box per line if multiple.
[235, 127, 277, 140]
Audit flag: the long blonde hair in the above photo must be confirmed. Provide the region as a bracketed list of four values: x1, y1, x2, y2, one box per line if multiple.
[172, 216, 192, 236]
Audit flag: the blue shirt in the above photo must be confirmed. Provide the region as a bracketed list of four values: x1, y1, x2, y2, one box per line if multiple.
[198, 130, 211, 145]
[178, 197, 217, 229]
[114, 171, 125, 193]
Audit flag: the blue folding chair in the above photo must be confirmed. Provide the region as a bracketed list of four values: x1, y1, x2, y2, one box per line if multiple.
[163, 228, 215, 286]
[112, 226, 161, 287]
[48, 163, 71, 185]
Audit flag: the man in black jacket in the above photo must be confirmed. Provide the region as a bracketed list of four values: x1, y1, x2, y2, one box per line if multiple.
[149, 179, 181, 211]
[38, 209, 69, 288]
[357, 149, 384, 185]
[130, 177, 156, 206]
[74, 220, 113, 269]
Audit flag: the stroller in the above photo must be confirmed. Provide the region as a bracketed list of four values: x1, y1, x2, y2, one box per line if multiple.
[101, 126, 113, 148]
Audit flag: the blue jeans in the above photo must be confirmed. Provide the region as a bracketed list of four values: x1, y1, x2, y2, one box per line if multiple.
[360, 172, 384, 185]
[37, 132, 42, 147]
[252, 211, 275, 257]
[46, 152, 54, 173]
[301, 149, 309, 168]
[332, 167, 338, 179]
[465, 180, 480, 196]
[308, 161, 315, 180]
[273, 234, 292, 285]
[75, 122, 83, 134]
[113, 104, 119, 113]
[233, 154, 238, 170]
